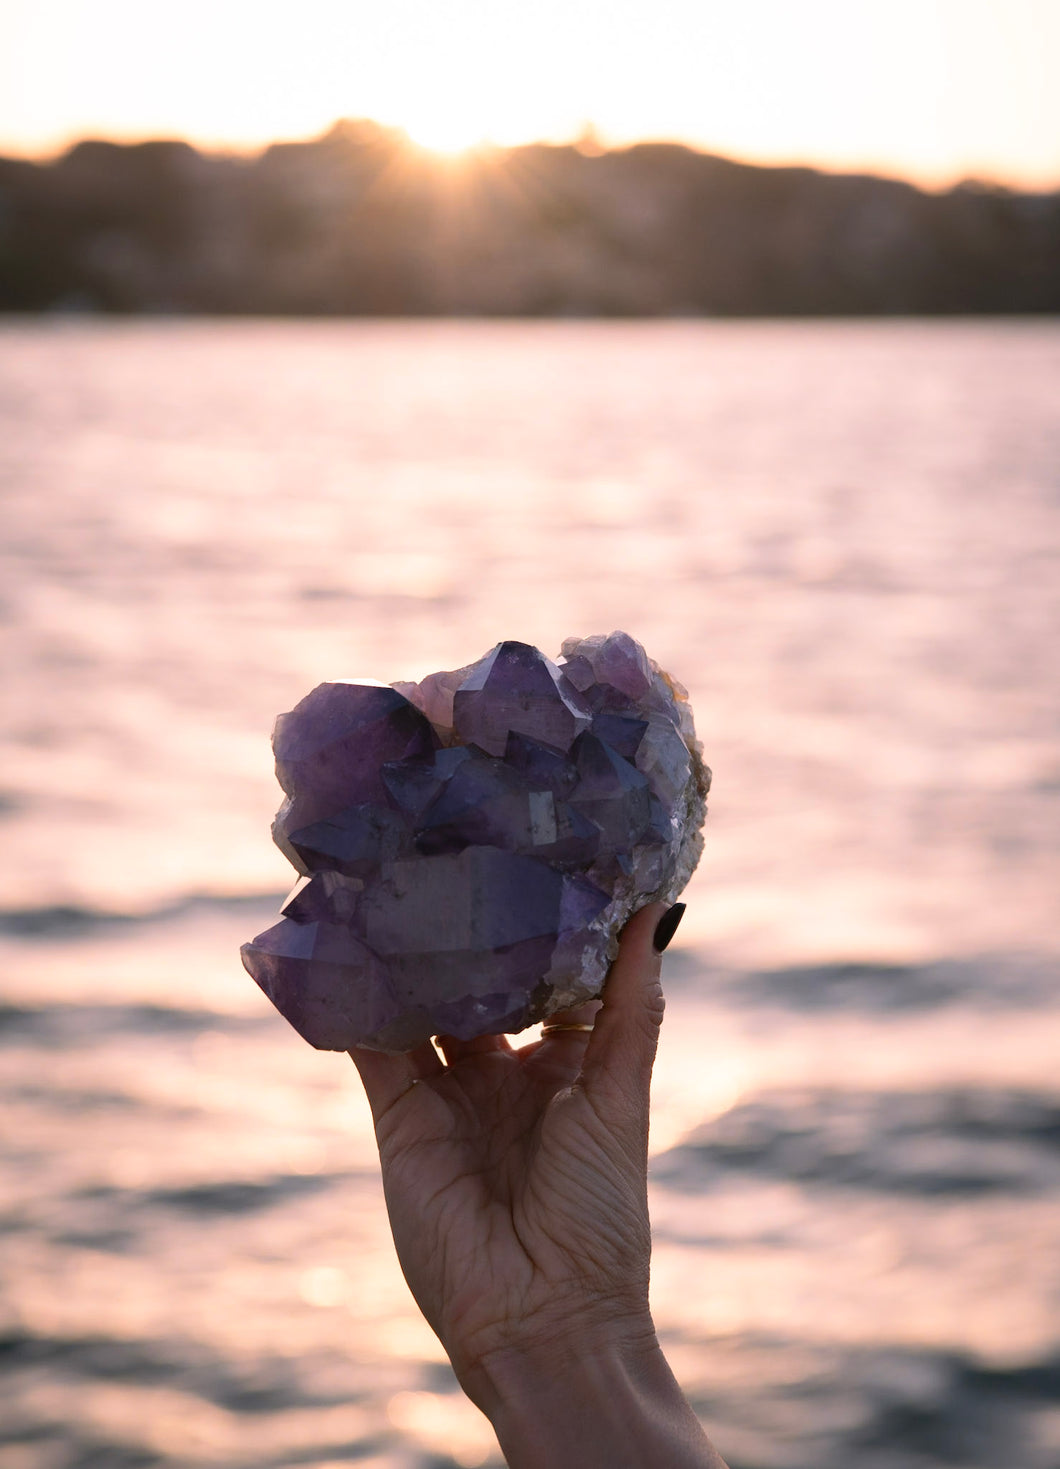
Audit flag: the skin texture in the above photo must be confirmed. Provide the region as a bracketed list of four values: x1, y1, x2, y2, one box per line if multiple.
[350, 903, 729, 1468]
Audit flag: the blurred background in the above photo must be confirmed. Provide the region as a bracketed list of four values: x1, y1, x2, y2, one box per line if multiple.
[1, 4, 1059, 1467]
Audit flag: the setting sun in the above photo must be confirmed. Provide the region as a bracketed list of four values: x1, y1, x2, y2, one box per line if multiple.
[402, 113, 492, 157]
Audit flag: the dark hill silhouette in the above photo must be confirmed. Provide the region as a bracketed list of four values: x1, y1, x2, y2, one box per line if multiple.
[1, 122, 1057, 314]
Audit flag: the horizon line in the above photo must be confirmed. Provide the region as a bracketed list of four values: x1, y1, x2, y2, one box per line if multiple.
[3, 119, 1058, 197]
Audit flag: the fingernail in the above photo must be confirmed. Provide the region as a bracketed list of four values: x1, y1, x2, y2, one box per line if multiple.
[653, 903, 686, 953]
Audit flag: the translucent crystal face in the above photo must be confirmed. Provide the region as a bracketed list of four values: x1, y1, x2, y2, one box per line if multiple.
[242, 633, 709, 1053]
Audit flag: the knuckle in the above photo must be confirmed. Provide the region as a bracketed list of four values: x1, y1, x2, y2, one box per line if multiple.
[641, 980, 665, 1029]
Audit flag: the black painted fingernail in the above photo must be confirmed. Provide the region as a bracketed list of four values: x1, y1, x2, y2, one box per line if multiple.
[653, 903, 686, 953]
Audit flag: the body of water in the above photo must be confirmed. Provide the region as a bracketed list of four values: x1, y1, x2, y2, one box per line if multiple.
[1, 319, 1058, 1468]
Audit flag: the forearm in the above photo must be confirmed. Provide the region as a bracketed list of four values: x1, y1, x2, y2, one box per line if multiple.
[467, 1327, 728, 1469]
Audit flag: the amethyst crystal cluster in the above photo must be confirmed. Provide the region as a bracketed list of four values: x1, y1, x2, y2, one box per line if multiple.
[241, 633, 709, 1052]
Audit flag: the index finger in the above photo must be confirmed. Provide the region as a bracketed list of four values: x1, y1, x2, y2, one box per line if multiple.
[349, 1040, 445, 1125]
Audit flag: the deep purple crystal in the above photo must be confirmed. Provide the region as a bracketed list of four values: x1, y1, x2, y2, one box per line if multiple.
[242, 632, 708, 1052]
[452, 641, 591, 756]
[272, 682, 439, 869]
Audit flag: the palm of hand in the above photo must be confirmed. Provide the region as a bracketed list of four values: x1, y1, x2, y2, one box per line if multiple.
[373, 1039, 651, 1376]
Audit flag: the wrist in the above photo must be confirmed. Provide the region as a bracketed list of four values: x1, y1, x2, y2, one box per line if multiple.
[465, 1320, 726, 1469]
[461, 1311, 658, 1414]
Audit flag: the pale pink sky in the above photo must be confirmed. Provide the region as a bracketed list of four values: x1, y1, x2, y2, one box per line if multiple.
[3, 0, 1059, 188]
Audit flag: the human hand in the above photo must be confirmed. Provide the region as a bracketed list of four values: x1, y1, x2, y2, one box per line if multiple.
[351, 900, 725, 1467]
[350, 902, 671, 1393]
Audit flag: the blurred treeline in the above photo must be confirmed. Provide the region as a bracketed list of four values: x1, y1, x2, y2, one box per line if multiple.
[2, 120, 1058, 315]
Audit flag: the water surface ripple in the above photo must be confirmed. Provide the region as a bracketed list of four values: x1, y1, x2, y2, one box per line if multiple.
[1, 321, 1058, 1468]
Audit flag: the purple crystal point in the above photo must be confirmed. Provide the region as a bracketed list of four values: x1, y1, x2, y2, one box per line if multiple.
[281, 871, 365, 926]
[570, 733, 652, 847]
[589, 631, 654, 700]
[558, 872, 612, 931]
[241, 919, 400, 1051]
[588, 712, 648, 760]
[413, 751, 532, 855]
[381, 746, 472, 821]
[634, 711, 693, 806]
[453, 642, 591, 757]
[288, 803, 408, 876]
[273, 683, 438, 864]
[504, 732, 579, 798]
[242, 631, 707, 1052]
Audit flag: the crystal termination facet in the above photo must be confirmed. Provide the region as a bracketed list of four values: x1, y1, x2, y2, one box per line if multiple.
[241, 634, 709, 1052]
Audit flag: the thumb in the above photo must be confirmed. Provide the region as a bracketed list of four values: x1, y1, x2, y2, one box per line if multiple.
[580, 901, 675, 1123]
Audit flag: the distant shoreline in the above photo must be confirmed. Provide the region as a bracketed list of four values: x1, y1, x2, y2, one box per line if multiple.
[2, 123, 1058, 317]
